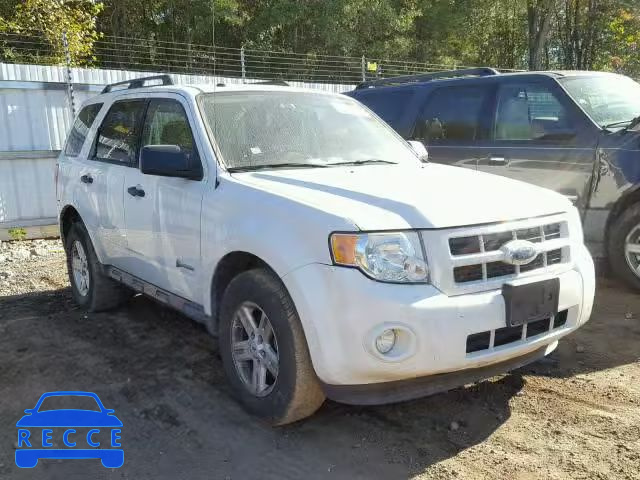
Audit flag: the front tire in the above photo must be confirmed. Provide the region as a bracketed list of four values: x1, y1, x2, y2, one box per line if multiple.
[219, 268, 325, 425]
[64, 222, 129, 311]
[608, 204, 640, 290]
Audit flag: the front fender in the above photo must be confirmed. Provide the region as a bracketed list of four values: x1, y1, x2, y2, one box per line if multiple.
[198, 179, 355, 314]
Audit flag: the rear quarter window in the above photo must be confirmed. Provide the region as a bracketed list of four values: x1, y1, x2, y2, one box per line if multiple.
[353, 89, 416, 130]
[64, 103, 103, 157]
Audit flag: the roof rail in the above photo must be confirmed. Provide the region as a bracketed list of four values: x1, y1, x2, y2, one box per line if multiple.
[101, 74, 174, 94]
[250, 80, 289, 86]
[355, 67, 500, 89]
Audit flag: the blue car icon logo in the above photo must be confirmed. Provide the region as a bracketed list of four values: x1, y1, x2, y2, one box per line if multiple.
[15, 391, 123, 468]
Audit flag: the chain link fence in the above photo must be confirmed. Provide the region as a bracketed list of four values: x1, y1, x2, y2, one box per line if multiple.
[0, 30, 522, 85]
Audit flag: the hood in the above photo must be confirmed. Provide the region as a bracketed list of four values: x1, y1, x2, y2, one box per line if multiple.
[232, 163, 572, 231]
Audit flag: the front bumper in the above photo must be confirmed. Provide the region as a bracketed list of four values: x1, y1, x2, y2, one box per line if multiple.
[322, 343, 554, 405]
[282, 242, 595, 391]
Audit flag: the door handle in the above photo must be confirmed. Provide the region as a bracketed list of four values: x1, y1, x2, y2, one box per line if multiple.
[80, 174, 93, 184]
[488, 156, 509, 166]
[127, 186, 145, 198]
[176, 259, 195, 271]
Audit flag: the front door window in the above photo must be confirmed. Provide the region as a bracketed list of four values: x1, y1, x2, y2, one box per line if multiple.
[494, 83, 572, 142]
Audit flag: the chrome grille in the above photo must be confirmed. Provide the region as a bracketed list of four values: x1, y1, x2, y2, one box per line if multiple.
[449, 222, 568, 284]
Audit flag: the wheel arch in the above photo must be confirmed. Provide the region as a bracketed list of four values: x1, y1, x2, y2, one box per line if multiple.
[59, 205, 83, 245]
[604, 184, 640, 249]
[209, 251, 279, 334]
[58, 205, 105, 264]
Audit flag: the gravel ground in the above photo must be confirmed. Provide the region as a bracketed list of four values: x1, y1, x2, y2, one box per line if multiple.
[0, 239, 638, 479]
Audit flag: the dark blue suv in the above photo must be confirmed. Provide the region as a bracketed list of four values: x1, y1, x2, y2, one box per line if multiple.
[346, 68, 640, 290]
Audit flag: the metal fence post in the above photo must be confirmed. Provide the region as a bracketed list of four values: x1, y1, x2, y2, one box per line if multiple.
[361, 55, 366, 82]
[241, 46, 246, 83]
[61, 31, 76, 119]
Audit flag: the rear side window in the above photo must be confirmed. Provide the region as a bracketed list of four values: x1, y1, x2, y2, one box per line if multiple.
[64, 103, 103, 157]
[93, 100, 146, 165]
[414, 86, 492, 143]
[355, 90, 415, 129]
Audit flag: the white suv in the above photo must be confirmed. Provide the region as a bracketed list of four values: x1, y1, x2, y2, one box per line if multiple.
[57, 75, 595, 424]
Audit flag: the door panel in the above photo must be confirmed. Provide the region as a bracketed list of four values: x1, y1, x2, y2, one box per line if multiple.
[477, 80, 597, 212]
[477, 146, 595, 210]
[82, 161, 127, 261]
[426, 144, 493, 170]
[122, 97, 204, 301]
[90, 99, 147, 263]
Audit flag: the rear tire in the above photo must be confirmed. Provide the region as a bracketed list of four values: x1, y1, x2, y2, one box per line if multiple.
[608, 204, 640, 291]
[219, 268, 325, 425]
[64, 222, 129, 311]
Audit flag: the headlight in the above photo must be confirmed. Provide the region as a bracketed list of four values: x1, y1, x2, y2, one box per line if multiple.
[330, 231, 429, 283]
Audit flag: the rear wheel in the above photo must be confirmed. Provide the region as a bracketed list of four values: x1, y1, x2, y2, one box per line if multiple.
[608, 204, 640, 290]
[219, 268, 325, 425]
[64, 222, 129, 311]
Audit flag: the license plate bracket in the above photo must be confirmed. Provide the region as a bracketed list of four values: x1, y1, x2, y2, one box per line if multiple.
[503, 278, 559, 327]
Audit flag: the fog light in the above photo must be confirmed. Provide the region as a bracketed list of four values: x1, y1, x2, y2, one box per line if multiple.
[375, 329, 397, 354]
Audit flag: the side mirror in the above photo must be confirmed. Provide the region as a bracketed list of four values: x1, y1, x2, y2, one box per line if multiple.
[408, 140, 429, 162]
[140, 145, 201, 180]
[24, 409, 34, 414]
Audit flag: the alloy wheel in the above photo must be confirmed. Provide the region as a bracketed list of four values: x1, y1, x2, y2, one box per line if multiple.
[624, 224, 640, 277]
[230, 301, 279, 397]
[71, 240, 90, 296]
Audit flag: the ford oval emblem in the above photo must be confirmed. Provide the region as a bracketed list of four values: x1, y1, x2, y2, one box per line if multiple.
[500, 240, 539, 266]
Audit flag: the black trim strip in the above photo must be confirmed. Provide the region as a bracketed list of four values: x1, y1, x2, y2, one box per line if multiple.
[105, 265, 213, 330]
[322, 345, 548, 405]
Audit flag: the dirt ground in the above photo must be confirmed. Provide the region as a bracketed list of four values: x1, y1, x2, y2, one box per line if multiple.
[0, 239, 638, 480]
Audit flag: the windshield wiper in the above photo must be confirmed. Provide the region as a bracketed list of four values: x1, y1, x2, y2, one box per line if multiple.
[604, 115, 640, 131]
[326, 159, 398, 167]
[227, 162, 328, 172]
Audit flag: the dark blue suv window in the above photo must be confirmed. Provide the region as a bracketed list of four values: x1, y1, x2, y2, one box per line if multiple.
[494, 83, 571, 141]
[354, 89, 415, 130]
[415, 86, 492, 143]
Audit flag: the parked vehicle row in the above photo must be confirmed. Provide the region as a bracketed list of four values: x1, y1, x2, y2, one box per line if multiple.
[57, 74, 594, 424]
[346, 68, 640, 289]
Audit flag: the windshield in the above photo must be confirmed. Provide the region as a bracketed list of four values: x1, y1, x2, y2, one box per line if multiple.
[38, 395, 101, 412]
[198, 91, 420, 170]
[561, 75, 640, 129]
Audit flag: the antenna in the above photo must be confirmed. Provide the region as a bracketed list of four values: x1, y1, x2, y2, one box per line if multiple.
[211, 0, 216, 81]
[211, 0, 220, 185]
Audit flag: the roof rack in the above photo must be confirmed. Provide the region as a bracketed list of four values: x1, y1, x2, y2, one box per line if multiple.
[355, 67, 500, 89]
[101, 74, 174, 94]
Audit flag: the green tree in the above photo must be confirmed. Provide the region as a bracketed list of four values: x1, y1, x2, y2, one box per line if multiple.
[238, 0, 420, 59]
[1, 0, 639, 79]
[554, 0, 615, 70]
[94, 0, 244, 71]
[602, 7, 640, 76]
[1, 0, 103, 65]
